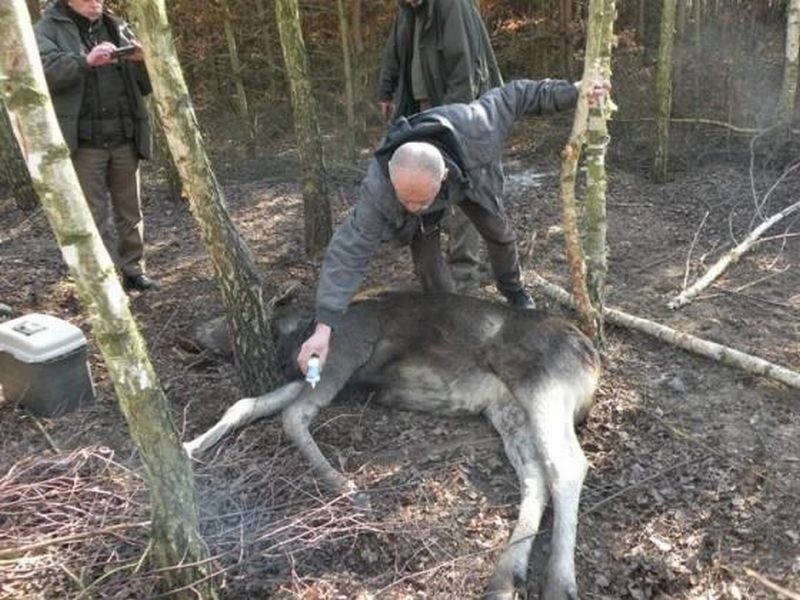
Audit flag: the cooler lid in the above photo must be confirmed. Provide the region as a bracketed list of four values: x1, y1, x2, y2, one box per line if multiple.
[0, 313, 87, 363]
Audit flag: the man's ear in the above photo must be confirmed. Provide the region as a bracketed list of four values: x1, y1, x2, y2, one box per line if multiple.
[442, 168, 449, 182]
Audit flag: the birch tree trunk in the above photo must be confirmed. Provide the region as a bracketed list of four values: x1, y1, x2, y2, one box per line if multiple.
[0, 3, 216, 596]
[778, 0, 800, 128]
[127, 0, 281, 396]
[653, 0, 677, 183]
[583, 0, 617, 346]
[337, 0, 357, 163]
[221, 1, 250, 125]
[147, 96, 183, 203]
[275, 0, 332, 255]
[558, 0, 617, 344]
[0, 99, 38, 212]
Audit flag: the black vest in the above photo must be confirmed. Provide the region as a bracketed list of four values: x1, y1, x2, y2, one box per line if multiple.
[69, 8, 135, 148]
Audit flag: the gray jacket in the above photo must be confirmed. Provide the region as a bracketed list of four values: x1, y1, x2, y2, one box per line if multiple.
[316, 79, 578, 328]
[34, 2, 152, 159]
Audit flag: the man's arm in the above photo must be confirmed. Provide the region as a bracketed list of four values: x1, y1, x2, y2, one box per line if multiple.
[298, 163, 394, 372]
[34, 27, 90, 93]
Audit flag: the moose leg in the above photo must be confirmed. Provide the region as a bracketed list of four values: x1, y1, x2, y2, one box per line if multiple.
[184, 381, 305, 458]
[521, 382, 588, 600]
[484, 402, 549, 600]
[281, 389, 361, 500]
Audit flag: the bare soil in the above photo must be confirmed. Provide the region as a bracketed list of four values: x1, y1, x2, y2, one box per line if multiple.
[1, 118, 798, 599]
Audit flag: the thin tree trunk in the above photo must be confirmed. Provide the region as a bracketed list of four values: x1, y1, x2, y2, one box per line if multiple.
[350, 0, 367, 140]
[530, 274, 800, 390]
[221, 1, 250, 124]
[0, 98, 38, 212]
[653, 0, 677, 183]
[558, 0, 617, 343]
[275, 0, 332, 255]
[582, 0, 617, 347]
[256, 0, 279, 97]
[560, 0, 574, 79]
[778, 0, 800, 128]
[0, 2, 217, 596]
[336, 0, 357, 163]
[693, 0, 701, 116]
[127, 0, 281, 396]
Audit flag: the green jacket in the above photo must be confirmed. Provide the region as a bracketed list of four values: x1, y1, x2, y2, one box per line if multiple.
[34, 2, 152, 159]
[378, 0, 503, 118]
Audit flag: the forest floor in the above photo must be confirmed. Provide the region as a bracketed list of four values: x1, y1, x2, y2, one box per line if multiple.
[0, 116, 798, 599]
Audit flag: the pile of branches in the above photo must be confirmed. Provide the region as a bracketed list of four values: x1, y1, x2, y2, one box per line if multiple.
[0, 437, 490, 597]
[0, 446, 151, 598]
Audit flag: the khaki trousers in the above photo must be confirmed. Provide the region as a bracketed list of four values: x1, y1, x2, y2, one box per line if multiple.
[72, 143, 145, 277]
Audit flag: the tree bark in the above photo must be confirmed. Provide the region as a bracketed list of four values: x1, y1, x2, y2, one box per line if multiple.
[220, 1, 250, 124]
[350, 0, 367, 140]
[778, 0, 800, 129]
[558, 0, 617, 344]
[653, 0, 677, 183]
[583, 0, 617, 347]
[127, 0, 281, 396]
[530, 274, 800, 390]
[256, 0, 280, 96]
[0, 98, 38, 212]
[336, 0, 357, 163]
[147, 96, 183, 203]
[275, 0, 332, 255]
[560, 0, 574, 79]
[0, 2, 217, 596]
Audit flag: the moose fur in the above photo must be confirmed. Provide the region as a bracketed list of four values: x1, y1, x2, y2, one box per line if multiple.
[185, 292, 600, 599]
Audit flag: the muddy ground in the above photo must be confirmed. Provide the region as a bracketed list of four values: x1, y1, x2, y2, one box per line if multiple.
[1, 116, 798, 599]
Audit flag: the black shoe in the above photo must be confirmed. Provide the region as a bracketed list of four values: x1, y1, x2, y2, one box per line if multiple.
[123, 274, 161, 292]
[502, 288, 536, 310]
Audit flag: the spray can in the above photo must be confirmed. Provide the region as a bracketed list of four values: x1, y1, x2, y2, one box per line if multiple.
[306, 355, 321, 389]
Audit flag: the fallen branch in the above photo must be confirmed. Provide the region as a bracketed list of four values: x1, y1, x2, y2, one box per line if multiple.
[530, 273, 800, 389]
[744, 567, 800, 599]
[669, 175, 800, 309]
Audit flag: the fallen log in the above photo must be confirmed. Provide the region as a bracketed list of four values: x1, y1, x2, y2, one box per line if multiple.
[530, 273, 800, 390]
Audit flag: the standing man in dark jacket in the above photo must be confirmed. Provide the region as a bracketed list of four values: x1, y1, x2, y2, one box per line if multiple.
[35, 0, 158, 291]
[378, 0, 503, 294]
[296, 78, 609, 373]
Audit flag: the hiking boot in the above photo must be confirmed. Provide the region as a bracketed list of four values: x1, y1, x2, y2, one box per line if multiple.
[502, 288, 536, 310]
[123, 274, 161, 292]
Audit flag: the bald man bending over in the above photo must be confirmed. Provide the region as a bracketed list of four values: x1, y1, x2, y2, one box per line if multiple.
[298, 78, 608, 373]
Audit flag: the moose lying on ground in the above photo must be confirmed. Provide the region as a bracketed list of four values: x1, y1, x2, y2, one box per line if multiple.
[185, 292, 600, 599]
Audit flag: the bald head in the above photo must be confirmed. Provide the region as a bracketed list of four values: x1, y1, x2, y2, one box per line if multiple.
[388, 142, 447, 214]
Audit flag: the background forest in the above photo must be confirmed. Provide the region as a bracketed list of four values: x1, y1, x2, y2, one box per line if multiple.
[1, 0, 799, 599]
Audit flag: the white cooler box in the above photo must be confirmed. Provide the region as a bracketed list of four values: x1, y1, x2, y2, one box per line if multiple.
[0, 313, 95, 417]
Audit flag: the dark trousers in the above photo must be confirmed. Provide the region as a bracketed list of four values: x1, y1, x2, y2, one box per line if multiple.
[72, 143, 145, 277]
[410, 199, 522, 296]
